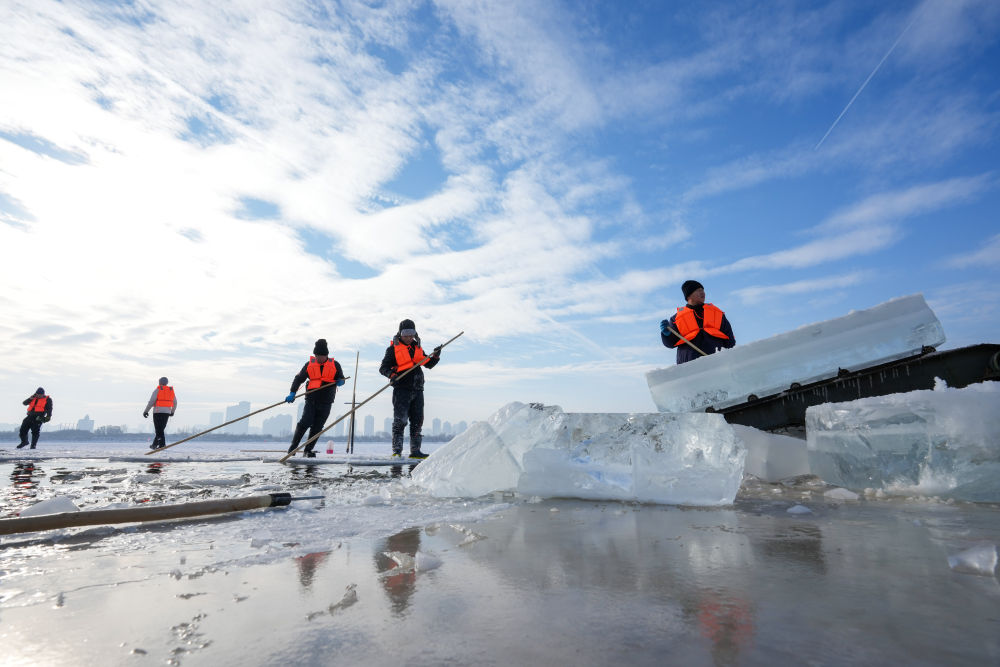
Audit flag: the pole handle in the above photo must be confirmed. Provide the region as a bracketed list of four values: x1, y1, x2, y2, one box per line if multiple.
[665, 324, 708, 357]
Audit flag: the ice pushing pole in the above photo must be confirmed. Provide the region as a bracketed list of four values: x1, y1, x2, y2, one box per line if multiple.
[0, 493, 324, 536]
[664, 324, 708, 357]
[146, 380, 348, 455]
[279, 331, 464, 463]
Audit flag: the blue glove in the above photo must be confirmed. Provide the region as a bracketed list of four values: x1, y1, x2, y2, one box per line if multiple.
[336, 379, 345, 387]
[285, 392, 296, 403]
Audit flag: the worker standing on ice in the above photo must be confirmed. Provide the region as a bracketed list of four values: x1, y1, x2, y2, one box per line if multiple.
[285, 339, 345, 458]
[661, 280, 736, 364]
[379, 319, 441, 459]
[17, 387, 52, 449]
[143, 377, 177, 450]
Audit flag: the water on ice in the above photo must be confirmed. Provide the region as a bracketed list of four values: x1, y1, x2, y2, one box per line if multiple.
[806, 382, 1000, 501]
[646, 294, 945, 413]
[409, 402, 746, 505]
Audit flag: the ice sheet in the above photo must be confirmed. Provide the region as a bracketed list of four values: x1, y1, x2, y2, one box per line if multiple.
[409, 402, 746, 505]
[731, 425, 809, 482]
[647, 294, 946, 413]
[806, 382, 1000, 501]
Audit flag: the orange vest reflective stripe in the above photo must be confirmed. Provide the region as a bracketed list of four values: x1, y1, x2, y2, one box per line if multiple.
[306, 356, 338, 389]
[393, 340, 426, 373]
[155, 386, 175, 408]
[673, 304, 729, 346]
[27, 396, 47, 413]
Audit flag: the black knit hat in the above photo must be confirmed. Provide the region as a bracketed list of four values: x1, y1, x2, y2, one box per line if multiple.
[159, 377, 169, 386]
[36, 387, 45, 395]
[682, 280, 704, 300]
[398, 319, 416, 336]
[313, 339, 329, 356]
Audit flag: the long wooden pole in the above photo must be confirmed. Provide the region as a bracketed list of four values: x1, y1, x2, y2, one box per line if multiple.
[279, 331, 464, 463]
[146, 378, 347, 455]
[348, 351, 359, 454]
[0, 493, 322, 536]
[665, 324, 708, 357]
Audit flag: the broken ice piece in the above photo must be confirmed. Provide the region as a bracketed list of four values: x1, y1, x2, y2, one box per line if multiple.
[947, 544, 998, 576]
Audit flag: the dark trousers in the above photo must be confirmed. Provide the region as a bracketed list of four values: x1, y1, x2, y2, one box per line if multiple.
[152, 412, 170, 448]
[290, 400, 332, 454]
[18, 415, 42, 448]
[391, 387, 424, 454]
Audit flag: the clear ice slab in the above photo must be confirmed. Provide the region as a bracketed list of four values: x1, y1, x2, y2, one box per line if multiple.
[806, 382, 1000, 501]
[646, 294, 946, 413]
[409, 402, 746, 506]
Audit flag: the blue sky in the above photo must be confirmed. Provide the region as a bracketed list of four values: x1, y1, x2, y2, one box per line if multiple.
[1, 0, 998, 433]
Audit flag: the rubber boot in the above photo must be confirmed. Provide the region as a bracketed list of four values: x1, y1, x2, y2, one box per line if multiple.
[409, 432, 427, 459]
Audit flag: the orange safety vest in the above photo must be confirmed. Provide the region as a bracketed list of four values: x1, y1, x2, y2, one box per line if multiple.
[393, 340, 426, 373]
[27, 396, 48, 413]
[155, 385, 175, 408]
[306, 356, 338, 389]
[673, 304, 729, 346]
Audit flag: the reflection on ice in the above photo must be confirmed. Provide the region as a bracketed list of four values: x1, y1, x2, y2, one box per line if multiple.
[410, 402, 746, 506]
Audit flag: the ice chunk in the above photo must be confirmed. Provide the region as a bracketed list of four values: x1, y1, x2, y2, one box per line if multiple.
[732, 425, 809, 482]
[823, 488, 859, 501]
[647, 294, 945, 413]
[20, 496, 80, 517]
[787, 505, 812, 515]
[947, 544, 998, 576]
[410, 402, 746, 506]
[806, 382, 1000, 501]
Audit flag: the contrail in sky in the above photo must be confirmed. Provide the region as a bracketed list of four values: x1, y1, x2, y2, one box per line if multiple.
[815, 8, 920, 150]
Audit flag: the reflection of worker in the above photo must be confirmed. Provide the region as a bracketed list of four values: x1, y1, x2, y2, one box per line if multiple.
[660, 280, 735, 364]
[374, 527, 421, 614]
[143, 377, 177, 450]
[294, 551, 330, 589]
[17, 388, 52, 449]
[285, 339, 345, 458]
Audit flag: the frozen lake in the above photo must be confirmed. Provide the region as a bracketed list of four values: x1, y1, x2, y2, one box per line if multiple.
[1, 440, 999, 665]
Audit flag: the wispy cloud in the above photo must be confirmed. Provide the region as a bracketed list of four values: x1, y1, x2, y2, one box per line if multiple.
[732, 271, 872, 305]
[942, 233, 1000, 269]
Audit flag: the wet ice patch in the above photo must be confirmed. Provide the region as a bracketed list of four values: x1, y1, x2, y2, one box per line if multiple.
[824, 488, 860, 501]
[947, 544, 998, 576]
[415, 551, 442, 572]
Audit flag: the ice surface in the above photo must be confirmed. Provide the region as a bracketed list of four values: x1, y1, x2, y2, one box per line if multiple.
[806, 382, 1000, 501]
[647, 294, 945, 413]
[824, 488, 860, 501]
[947, 544, 998, 576]
[732, 425, 809, 482]
[409, 402, 746, 506]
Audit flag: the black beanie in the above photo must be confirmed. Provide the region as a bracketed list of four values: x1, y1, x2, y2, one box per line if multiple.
[398, 319, 416, 333]
[682, 280, 704, 300]
[313, 338, 329, 356]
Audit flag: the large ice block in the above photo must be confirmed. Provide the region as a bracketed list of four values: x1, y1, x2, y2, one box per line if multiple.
[806, 382, 1000, 501]
[409, 402, 746, 506]
[731, 425, 809, 482]
[647, 294, 945, 413]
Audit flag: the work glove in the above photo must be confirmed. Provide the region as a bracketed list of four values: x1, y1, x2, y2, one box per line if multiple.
[143, 411, 149, 418]
[336, 379, 345, 387]
[170, 411, 175, 417]
[431, 345, 442, 358]
[43, 416, 50, 423]
[285, 392, 296, 403]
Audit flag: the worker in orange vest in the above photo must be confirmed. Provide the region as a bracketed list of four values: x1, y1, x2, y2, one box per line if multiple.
[17, 387, 52, 449]
[284, 339, 345, 457]
[378, 319, 441, 459]
[143, 377, 177, 450]
[660, 280, 735, 364]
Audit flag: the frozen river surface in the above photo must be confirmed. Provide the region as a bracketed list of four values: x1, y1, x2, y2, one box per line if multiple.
[1, 441, 999, 666]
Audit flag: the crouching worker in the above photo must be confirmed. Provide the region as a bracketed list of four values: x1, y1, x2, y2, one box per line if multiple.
[379, 319, 441, 459]
[18, 387, 52, 449]
[285, 339, 345, 457]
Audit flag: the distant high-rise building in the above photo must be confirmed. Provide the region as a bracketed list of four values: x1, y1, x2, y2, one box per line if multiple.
[224, 401, 250, 434]
[432, 418, 441, 435]
[262, 413, 293, 437]
[363, 414, 374, 437]
[333, 420, 345, 437]
[209, 412, 224, 427]
[443, 421, 452, 435]
[383, 417, 392, 435]
[456, 421, 468, 434]
[77, 414, 94, 432]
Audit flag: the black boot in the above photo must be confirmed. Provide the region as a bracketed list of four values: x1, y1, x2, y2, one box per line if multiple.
[409, 432, 426, 459]
[16, 443, 26, 449]
[409, 449, 429, 459]
[391, 422, 404, 457]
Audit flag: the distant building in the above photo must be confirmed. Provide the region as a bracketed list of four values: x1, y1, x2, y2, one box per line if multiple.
[333, 420, 345, 437]
[224, 401, 250, 435]
[456, 421, 468, 434]
[383, 417, 392, 436]
[363, 415, 374, 437]
[209, 412, 224, 427]
[432, 418, 441, 435]
[262, 413, 293, 437]
[77, 414, 94, 432]
[443, 421, 452, 435]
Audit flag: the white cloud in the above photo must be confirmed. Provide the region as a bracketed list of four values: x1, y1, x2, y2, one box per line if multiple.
[943, 233, 1000, 269]
[733, 271, 872, 305]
